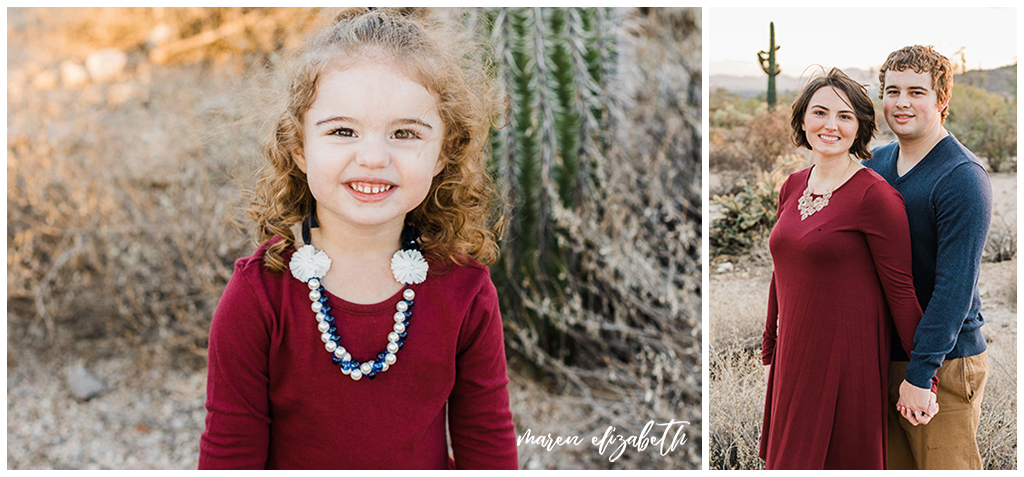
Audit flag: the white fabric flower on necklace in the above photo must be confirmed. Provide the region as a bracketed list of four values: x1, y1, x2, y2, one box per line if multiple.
[290, 244, 332, 282]
[391, 249, 428, 284]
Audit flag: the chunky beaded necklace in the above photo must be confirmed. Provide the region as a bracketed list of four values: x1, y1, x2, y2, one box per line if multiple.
[289, 215, 428, 381]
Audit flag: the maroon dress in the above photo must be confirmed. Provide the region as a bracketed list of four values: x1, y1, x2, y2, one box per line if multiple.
[759, 167, 923, 469]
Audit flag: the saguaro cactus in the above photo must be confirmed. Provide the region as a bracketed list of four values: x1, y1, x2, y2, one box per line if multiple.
[758, 21, 781, 110]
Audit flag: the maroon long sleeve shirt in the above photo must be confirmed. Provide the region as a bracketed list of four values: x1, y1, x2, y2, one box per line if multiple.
[199, 239, 518, 469]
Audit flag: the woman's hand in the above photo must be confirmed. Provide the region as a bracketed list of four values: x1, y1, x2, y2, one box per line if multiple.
[896, 379, 939, 426]
[764, 365, 771, 386]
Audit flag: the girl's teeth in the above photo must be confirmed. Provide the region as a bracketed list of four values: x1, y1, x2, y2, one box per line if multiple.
[350, 184, 392, 194]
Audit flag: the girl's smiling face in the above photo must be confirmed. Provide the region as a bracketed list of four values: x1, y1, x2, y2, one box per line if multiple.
[802, 86, 858, 160]
[296, 58, 445, 233]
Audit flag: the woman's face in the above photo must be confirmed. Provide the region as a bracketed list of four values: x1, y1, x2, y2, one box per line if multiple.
[801, 86, 858, 159]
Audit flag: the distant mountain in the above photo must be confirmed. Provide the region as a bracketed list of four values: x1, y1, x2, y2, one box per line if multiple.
[711, 65, 1016, 99]
[958, 64, 1016, 98]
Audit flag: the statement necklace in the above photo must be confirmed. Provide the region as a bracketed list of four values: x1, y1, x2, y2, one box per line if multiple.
[797, 186, 832, 220]
[289, 216, 428, 381]
[797, 160, 853, 221]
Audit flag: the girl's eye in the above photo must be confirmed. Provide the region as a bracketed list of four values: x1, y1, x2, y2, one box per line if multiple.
[329, 128, 355, 137]
[392, 129, 420, 140]
[840, 114, 853, 120]
[813, 110, 826, 116]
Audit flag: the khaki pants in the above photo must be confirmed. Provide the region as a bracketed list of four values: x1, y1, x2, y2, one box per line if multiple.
[887, 351, 989, 469]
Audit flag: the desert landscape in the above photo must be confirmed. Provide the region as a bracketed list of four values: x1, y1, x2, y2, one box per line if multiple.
[7, 8, 702, 469]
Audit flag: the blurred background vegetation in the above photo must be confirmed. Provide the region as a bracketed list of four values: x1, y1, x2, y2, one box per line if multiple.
[6, 7, 701, 469]
[709, 64, 1017, 260]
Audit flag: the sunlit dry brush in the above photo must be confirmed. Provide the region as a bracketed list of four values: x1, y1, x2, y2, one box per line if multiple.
[6, 8, 310, 361]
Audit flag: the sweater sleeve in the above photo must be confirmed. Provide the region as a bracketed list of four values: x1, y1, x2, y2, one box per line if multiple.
[447, 277, 518, 470]
[761, 175, 790, 366]
[198, 260, 273, 469]
[908, 162, 992, 383]
[761, 273, 779, 366]
[858, 181, 934, 391]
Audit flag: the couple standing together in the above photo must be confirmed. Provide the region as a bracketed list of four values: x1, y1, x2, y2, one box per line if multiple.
[759, 46, 992, 470]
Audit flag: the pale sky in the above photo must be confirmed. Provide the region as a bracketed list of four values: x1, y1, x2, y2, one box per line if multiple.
[708, 7, 1017, 77]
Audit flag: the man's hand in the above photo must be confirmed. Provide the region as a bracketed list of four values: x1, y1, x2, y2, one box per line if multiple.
[896, 379, 938, 426]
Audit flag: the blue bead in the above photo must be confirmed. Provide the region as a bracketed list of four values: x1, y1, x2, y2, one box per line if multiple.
[399, 332, 407, 338]
[373, 362, 382, 371]
[325, 316, 334, 323]
[405, 311, 412, 316]
[397, 340, 404, 347]
[329, 326, 336, 333]
[377, 352, 385, 360]
[332, 357, 342, 365]
[322, 305, 331, 312]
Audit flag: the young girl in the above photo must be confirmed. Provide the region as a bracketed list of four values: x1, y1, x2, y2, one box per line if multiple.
[199, 8, 517, 469]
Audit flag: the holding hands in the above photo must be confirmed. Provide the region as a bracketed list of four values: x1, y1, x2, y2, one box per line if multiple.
[896, 379, 939, 426]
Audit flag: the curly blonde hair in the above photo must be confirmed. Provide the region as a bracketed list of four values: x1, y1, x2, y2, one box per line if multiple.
[249, 8, 504, 272]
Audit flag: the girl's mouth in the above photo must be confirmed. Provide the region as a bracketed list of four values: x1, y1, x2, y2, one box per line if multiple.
[819, 134, 841, 144]
[345, 181, 397, 202]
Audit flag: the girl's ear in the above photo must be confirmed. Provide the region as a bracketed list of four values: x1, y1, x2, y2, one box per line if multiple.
[433, 154, 447, 177]
[293, 148, 308, 174]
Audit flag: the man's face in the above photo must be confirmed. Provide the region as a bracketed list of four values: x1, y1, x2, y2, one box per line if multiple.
[882, 69, 947, 142]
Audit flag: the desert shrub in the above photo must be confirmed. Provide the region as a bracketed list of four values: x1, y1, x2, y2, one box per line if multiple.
[709, 99, 794, 174]
[947, 83, 1017, 172]
[747, 107, 793, 172]
[710, 155, 800, 258]
[984, 216, 1017, 262]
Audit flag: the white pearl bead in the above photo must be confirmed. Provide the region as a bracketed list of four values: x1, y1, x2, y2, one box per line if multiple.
[341, 366, 351, 375]
[334, 347, 347, 359]
[351, 370, 363, 380]
[393, 311, 406, 323]
[342, 352, 351, 362]
[309, 290, 321, 301]
[325, 341, 337, 352]
[311, 301, 322, 313]
[403, 289, 415, 301]
[384, 353, 397, 365]
[387, 342, 399, 353]
[316, 312, 327, 322]
[360, 362, 372, 374]
[308, 278, 320, 289]
[388, 332, 400, 343]
[396, 301, 408, 312]
[381, 363, 389, 372]
[321, 332, 331, 343]
[394, 322, 406, 334]
[318, 321, 330, 333]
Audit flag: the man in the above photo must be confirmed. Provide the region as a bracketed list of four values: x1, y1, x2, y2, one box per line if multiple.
[863, 45, 992, 470]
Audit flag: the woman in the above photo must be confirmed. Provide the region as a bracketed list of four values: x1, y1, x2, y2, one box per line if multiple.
[759, 68, 937, 469]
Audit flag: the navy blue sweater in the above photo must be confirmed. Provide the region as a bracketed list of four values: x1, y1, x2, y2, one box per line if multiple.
[864, 133, 991, 389]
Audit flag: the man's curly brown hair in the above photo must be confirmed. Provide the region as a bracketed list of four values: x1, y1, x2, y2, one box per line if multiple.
[249, 8, 505, 272]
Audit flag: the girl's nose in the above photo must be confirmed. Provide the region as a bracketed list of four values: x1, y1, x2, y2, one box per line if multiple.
[825, 115, 838, 130]
[355, 137, 391, 168]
